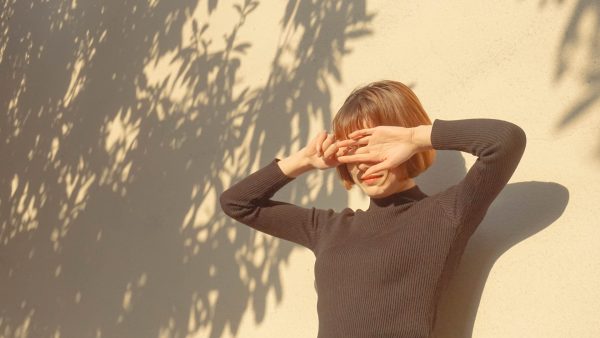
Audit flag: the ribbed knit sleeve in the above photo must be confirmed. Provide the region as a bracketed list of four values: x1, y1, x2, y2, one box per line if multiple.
[219, 158, 332, 251]
[430, 118, 526, 231]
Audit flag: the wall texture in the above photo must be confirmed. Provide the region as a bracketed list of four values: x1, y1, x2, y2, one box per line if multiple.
[1, 0, 598, 337]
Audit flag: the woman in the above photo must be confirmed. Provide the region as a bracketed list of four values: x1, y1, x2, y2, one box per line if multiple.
[219, 80, 526, 338]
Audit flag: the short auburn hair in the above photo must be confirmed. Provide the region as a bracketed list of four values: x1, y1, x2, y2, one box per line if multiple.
[332, 80, 436, 190]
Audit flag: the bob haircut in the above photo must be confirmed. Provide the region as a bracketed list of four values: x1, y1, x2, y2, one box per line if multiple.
[332, 80, 436, 190]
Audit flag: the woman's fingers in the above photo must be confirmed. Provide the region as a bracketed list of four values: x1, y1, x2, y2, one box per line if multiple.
[335, 139, 356, 147]
[323, 139, 336, 158]
[315, 130, 328, 155]
[313, 129, 375, 160]
[337, 152, 378, 163]
[330, 143, 366, 158]
[348, 127, 374, 139]
[336, 146, 350, 157]
[363, 161, 389, 178]
[355, 137, 370, 145]
[320, 133, 335, 157]
[336, 137, 369, 147]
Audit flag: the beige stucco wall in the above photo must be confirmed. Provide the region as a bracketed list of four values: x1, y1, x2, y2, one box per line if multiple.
[1, 0, 598, 337]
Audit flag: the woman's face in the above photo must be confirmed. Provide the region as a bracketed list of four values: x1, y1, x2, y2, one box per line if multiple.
[345, 160, 408, 198]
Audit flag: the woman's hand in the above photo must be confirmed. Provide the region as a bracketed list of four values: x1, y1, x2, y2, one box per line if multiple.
[278, 130, 354, 178]
[300, 130, 350, 170]
[335, 125, 420, 178]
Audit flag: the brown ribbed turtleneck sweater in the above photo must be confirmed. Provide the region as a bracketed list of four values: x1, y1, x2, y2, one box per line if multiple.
[219, 118, 527, 338]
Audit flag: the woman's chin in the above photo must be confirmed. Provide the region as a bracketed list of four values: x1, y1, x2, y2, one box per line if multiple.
[359, 182, 376, 193]
[367, 192, 383, 198]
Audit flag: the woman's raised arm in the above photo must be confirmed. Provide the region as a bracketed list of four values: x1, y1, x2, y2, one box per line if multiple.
[429, 118, 527, 232]
[219, 132, 350, 252]
[336, 118, 526, 233]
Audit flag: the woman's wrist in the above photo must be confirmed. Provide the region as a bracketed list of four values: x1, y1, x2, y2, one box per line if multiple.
[277, 151, 314, 178]
[411, 125, 433, 152]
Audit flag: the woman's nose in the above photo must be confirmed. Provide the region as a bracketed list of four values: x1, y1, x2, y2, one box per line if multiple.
[357, 164, 371, 172]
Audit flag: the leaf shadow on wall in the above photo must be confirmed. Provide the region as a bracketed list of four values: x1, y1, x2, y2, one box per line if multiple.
[544, 0, 600, 157]
[418, 150, 568, 338]
[0, 1, 374, 338]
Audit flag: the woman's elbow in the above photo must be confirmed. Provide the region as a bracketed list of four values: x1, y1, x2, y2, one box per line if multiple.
[505, 122, 527, 152]
[219, 191, 254, 221]
[513, 124, 527, 151]
[219, 191, 236, 217]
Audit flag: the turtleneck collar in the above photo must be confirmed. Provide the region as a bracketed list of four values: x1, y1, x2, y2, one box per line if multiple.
[367, 185, 428, 211]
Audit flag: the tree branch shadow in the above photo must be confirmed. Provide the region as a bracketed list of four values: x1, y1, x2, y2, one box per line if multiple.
[0, 0, 374, 337]
[538, 0, 600, 157]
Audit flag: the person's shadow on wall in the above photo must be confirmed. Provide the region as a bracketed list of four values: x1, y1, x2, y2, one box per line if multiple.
[417, 149, 569, 338]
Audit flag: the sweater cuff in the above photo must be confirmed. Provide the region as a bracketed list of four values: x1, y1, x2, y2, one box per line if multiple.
[269, 157, 297, 184]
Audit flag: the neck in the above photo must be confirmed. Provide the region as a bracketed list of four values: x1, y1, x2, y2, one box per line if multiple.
[367, 180, 428, 211]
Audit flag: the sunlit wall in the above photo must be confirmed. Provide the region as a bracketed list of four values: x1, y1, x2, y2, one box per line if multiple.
[1, 0, 598, 337]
